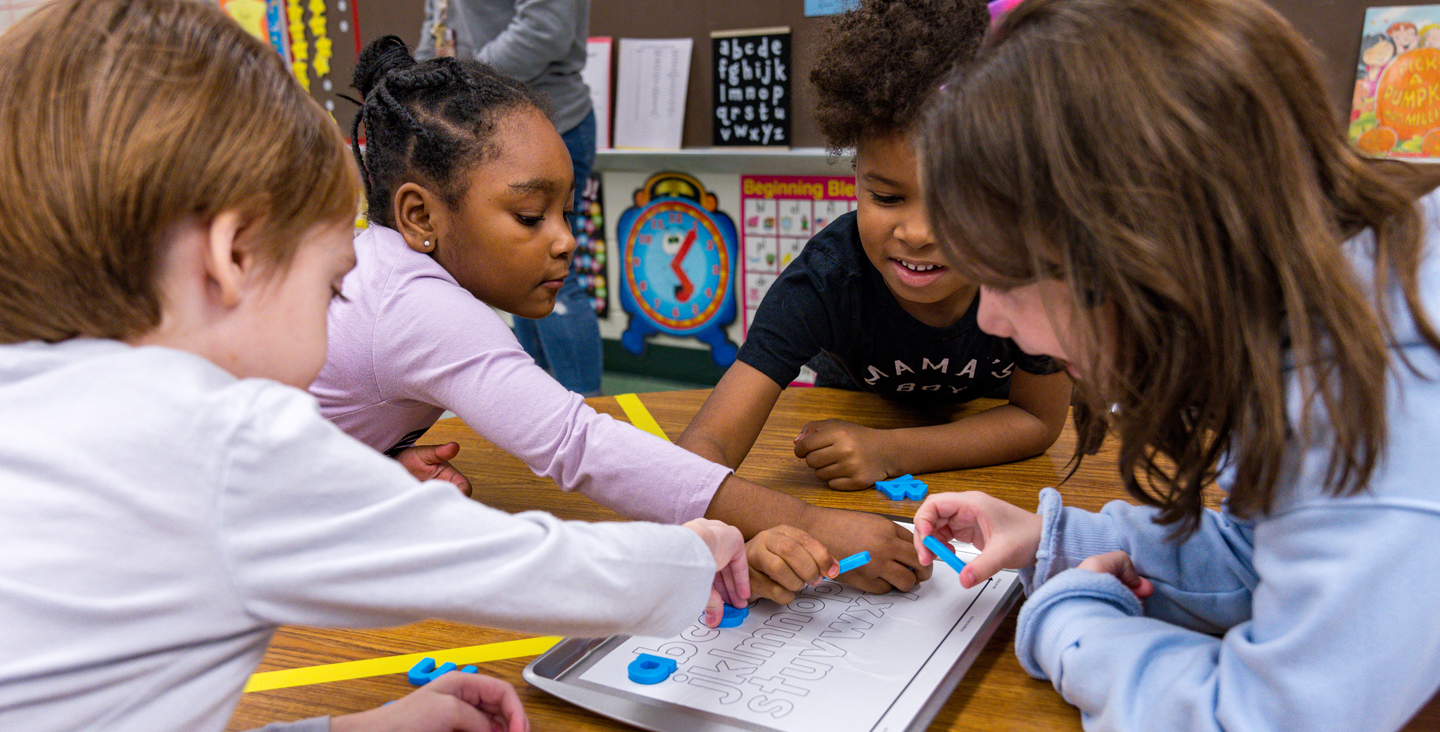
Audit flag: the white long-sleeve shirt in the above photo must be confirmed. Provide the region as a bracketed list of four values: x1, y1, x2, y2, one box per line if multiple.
[0, 340, 714, 731]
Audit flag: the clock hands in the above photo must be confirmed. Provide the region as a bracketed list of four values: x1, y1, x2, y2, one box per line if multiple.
[670, 228, 697, 302]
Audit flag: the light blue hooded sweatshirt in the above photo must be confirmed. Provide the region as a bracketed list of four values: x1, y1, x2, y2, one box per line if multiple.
[1014, 190, 1440, 732]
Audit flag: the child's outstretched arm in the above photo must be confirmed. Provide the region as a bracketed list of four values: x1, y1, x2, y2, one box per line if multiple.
[679, 361, 931, 594]
[794, 369, 1071, 490]
[677, 361, 783, 470]
[330, 669, 527, 732]
[704, 473, 931, 594]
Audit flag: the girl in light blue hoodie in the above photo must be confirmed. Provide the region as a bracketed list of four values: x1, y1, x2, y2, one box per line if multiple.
[913, 0, 1440, 729]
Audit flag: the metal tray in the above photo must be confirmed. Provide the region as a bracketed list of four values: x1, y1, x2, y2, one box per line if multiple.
[522, 575, 1021, 732]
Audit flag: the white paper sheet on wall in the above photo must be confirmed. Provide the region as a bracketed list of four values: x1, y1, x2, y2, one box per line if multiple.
[526, 527, 1022, 732]
[0, 0, 46, 37]
[613, 37, 693, 150]
[584, 36, 613, 150]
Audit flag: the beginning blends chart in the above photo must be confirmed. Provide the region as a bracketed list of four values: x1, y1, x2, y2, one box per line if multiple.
[524, 530, 1021, 732]
[739, 175, 857, 337]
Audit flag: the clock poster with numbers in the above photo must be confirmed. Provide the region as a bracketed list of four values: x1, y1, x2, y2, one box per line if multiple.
[739, 174, 857, 336]
[617, 172, 740, 367]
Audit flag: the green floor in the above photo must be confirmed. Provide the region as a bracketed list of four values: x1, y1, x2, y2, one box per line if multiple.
[600, 372, 712, 395]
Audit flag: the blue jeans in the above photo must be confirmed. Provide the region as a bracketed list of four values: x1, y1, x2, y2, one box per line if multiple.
[512, 110, 604, 396]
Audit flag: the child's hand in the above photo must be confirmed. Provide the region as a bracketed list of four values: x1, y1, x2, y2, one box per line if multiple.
[798, 506, 931, 593]
[396, 442, 474, 497]
[684, 518, 751, 627]
[793, 419, 896, 491]
[330, 669, 528, 732]
[1077, 550, 1154, 600]
[746, 525, 839, 604]
[914, 491, 1042, 589]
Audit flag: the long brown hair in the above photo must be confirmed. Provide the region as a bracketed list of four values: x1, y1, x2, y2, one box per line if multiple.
[0, 0, 360, 344]
[921, 0, 1440, 534]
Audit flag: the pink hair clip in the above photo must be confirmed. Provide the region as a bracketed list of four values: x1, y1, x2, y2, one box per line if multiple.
[988, 0, 1024, 21]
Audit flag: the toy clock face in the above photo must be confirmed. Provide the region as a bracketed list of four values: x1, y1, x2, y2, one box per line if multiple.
[624, 199, 732, 334]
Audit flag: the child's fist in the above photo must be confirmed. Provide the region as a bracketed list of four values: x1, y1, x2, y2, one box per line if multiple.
[1077, 550, 1154, 600]
[746, 524, 838, 605]
[793, 419, 895, 491]
[330, 670, 528, 732]
[395, 442, 474, 497]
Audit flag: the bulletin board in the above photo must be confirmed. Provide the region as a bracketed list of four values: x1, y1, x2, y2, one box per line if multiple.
[577, 174, 610, 318]
[0, 1, 360, 129]
[524, 532, 1022, 732]
[358, 1, 1396, 148]
[739, 175, 856, 337]
[215, 0, 362, 127]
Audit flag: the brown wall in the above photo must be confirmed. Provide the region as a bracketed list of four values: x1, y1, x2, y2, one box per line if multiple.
[1270, 0, 1437, 123]
[355, 1, 1415, 148]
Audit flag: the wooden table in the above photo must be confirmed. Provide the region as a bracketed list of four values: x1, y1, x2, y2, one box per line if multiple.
[227, 388, 1440, 731]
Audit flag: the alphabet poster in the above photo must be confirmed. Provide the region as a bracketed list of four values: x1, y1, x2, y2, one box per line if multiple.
[1351, 5, 1440, 160]
[712, 28, 791, 147]
[739, 175, 857, 337]
[571, 537, 1018, 732]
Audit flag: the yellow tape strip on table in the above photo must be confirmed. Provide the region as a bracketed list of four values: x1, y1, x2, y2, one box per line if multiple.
[614, 393, 669, 441]
[244, 636, 562, 692]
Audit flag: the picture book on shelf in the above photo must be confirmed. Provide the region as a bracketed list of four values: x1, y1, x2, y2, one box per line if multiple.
[1350, 5, 1440, 161]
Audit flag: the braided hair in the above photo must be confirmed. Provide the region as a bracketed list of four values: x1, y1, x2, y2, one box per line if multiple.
[350, 36, 547, 228]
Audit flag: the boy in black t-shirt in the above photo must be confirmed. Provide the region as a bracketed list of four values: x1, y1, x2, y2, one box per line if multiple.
[678, 0, 1072, 491]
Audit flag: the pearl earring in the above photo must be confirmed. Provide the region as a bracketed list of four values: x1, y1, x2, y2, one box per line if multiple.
[423, 239, 433, 249]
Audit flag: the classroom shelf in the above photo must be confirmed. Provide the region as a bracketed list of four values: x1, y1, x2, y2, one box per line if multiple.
[594, 147, 851, 176]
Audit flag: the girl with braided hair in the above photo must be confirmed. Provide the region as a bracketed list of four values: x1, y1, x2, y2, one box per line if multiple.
[311, 36, 932, 600]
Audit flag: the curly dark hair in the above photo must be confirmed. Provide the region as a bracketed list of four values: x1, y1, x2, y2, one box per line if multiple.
[810, 0, 990, 152]
[350, 35, 548, 228]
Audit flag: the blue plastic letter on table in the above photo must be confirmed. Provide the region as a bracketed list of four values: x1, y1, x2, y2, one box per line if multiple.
[717, 602, 749, 628]
[874, 474, 929, 501]
[407, 657, 480, 686]
[628, 653, 679, 684]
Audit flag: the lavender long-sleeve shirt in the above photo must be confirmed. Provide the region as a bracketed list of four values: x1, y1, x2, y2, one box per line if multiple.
[310, 225, 729, 525]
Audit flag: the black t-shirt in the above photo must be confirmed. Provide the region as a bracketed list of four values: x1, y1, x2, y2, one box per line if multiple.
[737, 211, 1060, 404]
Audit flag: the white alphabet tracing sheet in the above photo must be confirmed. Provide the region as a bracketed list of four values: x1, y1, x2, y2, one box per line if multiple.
[524, 530, 1022, 732]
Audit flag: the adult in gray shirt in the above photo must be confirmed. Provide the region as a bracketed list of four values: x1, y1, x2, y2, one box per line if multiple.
[417, 0, 604, 396]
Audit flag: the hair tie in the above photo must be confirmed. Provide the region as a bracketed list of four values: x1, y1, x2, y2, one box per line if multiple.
[988, 0, 1024, 21]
